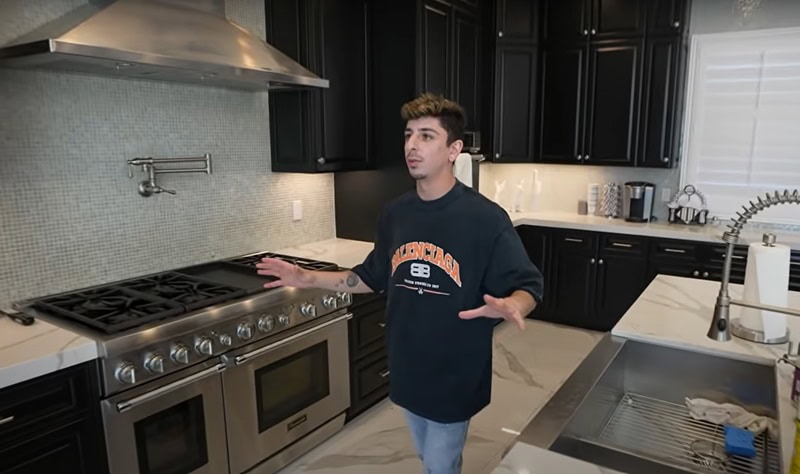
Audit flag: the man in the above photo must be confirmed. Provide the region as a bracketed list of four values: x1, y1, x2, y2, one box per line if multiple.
[256, 93, 543, 474]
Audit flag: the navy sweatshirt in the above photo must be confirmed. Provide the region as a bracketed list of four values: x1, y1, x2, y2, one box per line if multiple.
[351, 181, 544, 423]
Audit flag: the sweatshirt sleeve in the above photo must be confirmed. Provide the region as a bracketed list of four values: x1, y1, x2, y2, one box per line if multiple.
[481, 222, 544, 304]
[350, 209, 390, 293]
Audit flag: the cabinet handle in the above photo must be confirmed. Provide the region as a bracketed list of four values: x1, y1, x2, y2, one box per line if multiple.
[612, 242, 633, 248]
[673, 20, 680, 28]
[576, 154, 582, 161]
[585, 154, 591, 161]
[317, 157, 326, 165]
[0, 416, 14, 426]
[598, 259, 604, 265]
[703, 271, 710, 278]
[583, 29, 589, 36]
[564, 237, 583, 243]
[723, 254, 745, 260]
[379, 369, 390, 378]
[495, 153, 500, 159]
[662, 156, 669, 163]
[664, 248, 687, 254]
[590, 258, 596, 264]
[498, 31, 504, 38]
[693, 270, 700, 277]
[378, 322, 386, 328]
[590, 28, 596, 35]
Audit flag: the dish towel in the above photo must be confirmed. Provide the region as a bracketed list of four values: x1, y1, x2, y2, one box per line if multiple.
[685, 397, 779, 440]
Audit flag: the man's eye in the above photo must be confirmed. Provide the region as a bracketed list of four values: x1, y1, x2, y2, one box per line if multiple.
[422, 134, 432, 141]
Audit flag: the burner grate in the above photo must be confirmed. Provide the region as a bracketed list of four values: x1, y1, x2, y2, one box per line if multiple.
[228, 252, 338, 272]
[125, 272, 246, 310]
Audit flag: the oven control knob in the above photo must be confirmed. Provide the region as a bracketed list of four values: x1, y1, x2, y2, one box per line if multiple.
[322, 295, 337, 309]
[171, 344, 190, 364]
[217, 333, 233, 347]
[145, 354, 165, 374]
[278, 314, 290, 327]
[258, 315, 275, 333]
[300, 303, 317, 318]
[336, 292, 352, 306]
[237, 322, 255, 340]
[195, 336, 214, 356]
[115, 362, 136, 384]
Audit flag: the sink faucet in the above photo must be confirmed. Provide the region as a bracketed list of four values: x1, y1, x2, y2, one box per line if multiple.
[707, 189, 800, 342]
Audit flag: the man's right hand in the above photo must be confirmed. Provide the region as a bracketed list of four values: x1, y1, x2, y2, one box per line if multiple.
[256, 257, 315, 289]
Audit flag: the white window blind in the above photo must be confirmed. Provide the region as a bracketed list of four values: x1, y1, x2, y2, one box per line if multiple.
[681, 27, 800, 225]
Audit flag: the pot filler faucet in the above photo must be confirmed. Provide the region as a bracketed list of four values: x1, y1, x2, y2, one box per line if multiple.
[708, 189, 800, 342]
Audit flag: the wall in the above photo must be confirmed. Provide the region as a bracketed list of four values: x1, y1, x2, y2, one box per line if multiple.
[0, 0, 335, 308]
[689, 0, 800, 35]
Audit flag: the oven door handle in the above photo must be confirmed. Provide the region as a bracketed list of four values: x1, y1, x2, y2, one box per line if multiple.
[116, 363, 226, 413]
[234, 312, 353, 365]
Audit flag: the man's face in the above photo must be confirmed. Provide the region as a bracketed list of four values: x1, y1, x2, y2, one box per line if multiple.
[403, 117, 461, 181]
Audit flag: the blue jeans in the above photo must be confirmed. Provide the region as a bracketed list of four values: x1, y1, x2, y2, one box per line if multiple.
[404, 409, 470, 474]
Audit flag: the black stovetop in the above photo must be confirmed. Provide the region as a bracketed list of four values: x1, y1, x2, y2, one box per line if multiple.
[29, 252, 338, 335]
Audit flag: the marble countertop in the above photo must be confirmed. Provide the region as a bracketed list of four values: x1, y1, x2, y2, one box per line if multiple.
[275, 237, 374, 269]
[495, 275, 800, 473]
[509, 210, 800, 250]
[0, 315, 97, 390]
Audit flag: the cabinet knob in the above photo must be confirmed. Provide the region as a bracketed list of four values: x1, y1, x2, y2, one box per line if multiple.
[673, 20, 680, 28]
[590, 257, 596, 264]
[583, 29, 589, 36]
[498, 31, 503, 38]
[591, 28, 596, 35]
[662, 156, 669, 163]
[577, 154, 582, 161]
[693, 270, 700, 277]
[598, 259, 604, 265]
[317, 157, 326, 165]
[585, 154, 590, 161]
[703, 271, 710, 278]
[495, 153, 500, 159]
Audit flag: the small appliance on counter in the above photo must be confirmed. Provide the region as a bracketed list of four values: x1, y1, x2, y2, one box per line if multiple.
[667, 184, 709, 225]
[623, 182, 655, 222]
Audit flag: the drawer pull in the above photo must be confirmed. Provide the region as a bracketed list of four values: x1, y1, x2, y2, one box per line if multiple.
[664, 248, 686, 254]
[378, 322, 386, 328]
[0, 416, 14, 426]
[564, 238, 583, 243]
[611, 242, 633, 248]
[723, 254, 745, 260]
[379, 369, 390, 378]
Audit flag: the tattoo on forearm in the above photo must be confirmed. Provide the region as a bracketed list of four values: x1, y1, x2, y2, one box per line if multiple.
[346, 272, 359, 288]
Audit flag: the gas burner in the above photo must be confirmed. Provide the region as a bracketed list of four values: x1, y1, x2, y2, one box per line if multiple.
[33, 286, 184, 334]
[228, 252, 338, 272]
[125, 272, 246, 310]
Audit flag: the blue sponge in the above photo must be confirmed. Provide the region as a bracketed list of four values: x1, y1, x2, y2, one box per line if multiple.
[724, 425, 756, 458]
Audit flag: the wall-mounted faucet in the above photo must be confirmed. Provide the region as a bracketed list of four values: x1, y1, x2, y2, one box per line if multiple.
[707, 189, 800, 343]
[127, 153, 212, 197]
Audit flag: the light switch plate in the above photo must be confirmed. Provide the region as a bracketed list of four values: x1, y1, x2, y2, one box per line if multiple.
[661, 188, 672, 202]
[291, 200, 302, 221]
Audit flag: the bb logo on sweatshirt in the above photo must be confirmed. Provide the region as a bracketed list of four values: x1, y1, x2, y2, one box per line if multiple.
[391, 241, 462, 287]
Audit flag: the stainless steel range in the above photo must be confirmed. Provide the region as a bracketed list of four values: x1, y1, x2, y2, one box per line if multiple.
[16, 251, 353, 474]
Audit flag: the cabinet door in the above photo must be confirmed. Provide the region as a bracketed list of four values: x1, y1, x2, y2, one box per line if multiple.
[454, 8, 481, 133]
[550, 232, 597, 328]
[538, 43, 586, 164]
[583, 39, 642, 165]
[590, 0, 646, 39]
[496, 0, 539, 44]
[0, 417, 107, 474]
[420, 0, 451, 96]
[543, 0, 589, 43]
[594, 254, 648, 331]
[638, 37, 679, 168]
[516, 226, 550, 319]
[648, 0, 685, 36]
[493, 46, 537, 162]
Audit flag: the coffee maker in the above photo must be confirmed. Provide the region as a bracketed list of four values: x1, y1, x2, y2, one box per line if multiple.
[623, 182, 655, 222]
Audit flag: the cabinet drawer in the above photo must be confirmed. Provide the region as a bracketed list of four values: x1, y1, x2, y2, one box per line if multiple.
[553, 230, 597, 254]
[600, 233, 647, 256]
[352, 351, 390, 401]
[650, 239, 702, 260]
[0, 363, 95, 443]
[349, 299, 387, 361]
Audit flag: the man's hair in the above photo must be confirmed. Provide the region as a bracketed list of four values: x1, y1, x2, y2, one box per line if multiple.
[400, 93, 466, 145]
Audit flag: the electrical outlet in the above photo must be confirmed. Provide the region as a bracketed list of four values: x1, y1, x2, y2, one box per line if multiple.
[291, 200, 302, 221]
[661, 188, 672, 202]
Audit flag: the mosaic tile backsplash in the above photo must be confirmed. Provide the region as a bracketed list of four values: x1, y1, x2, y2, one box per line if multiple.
[0, 0, 335, 308]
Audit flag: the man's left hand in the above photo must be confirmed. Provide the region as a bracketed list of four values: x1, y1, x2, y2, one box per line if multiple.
[458, 293, 531, 330]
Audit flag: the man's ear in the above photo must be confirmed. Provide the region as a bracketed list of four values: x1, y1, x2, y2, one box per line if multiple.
[449, 139, 464, 162]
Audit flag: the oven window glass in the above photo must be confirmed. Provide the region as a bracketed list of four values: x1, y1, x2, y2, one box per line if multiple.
[133, 396, 209, 474]
[255, 341, 330, 433]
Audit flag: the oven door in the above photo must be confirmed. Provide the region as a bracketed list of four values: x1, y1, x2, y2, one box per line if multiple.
[223, 310, 351, 474]
[101, 360, 228, 474]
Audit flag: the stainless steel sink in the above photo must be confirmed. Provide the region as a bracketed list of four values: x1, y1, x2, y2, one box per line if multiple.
[518, 335, 781, 473]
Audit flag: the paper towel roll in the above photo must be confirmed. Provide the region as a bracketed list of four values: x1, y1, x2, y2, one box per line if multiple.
[454, 153, 472, 188]
[738, 241, 791, 339]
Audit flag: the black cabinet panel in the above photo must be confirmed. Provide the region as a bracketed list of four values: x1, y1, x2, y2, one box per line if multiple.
[584, 40, 641, 165]
[0, 418, 105, 474]
[648, 0, 685, 36]
[516, 226, 550, 319]
[550, 231, 597, 327]
[494, 47, 537, 162]
[421, 1, 451, 96]
[454, 9, 481, 131]
[591, 0, 646, 39]
[595, 253, 648, 330]
[543, 0, 589, 42]
[346, 349, 390, 422]
[496, 0, 539, 43]
[538, 44, 585, 163]
[639, 37, 679, 167]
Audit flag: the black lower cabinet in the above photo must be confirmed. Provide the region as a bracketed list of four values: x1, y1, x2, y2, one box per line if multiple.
[0, 361, 107, 474]
[346, 294, 390, 422]
[515, 225, 551, 320]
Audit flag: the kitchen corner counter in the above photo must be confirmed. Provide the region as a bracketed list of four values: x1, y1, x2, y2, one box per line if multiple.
[509, 210, 800, 249]
[0, 316, 97, 390]
[275, 238, 375, 269]
[612, 275, 800, 473]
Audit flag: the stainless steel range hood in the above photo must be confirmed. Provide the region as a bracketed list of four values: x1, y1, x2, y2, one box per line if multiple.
[0, 0, 328, 90]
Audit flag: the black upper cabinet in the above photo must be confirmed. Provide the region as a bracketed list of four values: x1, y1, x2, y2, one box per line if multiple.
[638, 36, 680, 168]
[496, 0, 539, 43]
[267, 0, 372, 173]
[493, 46, 538, 162]
[538, 43, 585, 164]
[543, 0, 589, 42]
[648, 0, 686, 36]
[420, 1, 451, 97]
[454, 8, 481, 131]
[543, 0, 645, 42]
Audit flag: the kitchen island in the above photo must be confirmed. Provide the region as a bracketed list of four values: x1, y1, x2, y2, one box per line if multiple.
[494, 274, 800, 473]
